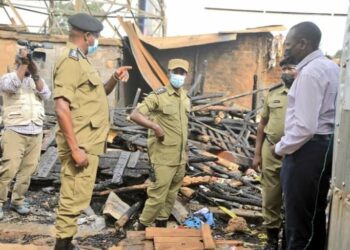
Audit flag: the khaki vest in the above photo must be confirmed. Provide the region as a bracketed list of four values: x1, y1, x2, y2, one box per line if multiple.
[2, 79, 45, 127]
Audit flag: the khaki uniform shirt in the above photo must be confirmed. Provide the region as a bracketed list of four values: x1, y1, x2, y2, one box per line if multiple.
[137, 84, 190, 166]
[261, 83, 289, 144]
[53, 42, 110, 156]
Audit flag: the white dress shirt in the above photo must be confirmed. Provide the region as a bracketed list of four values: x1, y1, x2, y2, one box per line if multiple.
[275, 50, 339, 156]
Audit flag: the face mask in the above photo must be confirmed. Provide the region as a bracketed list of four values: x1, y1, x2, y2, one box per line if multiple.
[169, 73, 185, 88]
[88, 39, 99, 55]
[281, 73, 295, 88]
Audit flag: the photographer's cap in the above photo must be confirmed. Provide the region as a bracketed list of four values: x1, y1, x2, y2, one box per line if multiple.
[168, 58, 189, 72]
[68, 13, 103, 33]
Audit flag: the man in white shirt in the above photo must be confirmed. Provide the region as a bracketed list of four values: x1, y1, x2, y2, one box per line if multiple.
[0, 48, 51, 219]
[273, 22, 339, 250]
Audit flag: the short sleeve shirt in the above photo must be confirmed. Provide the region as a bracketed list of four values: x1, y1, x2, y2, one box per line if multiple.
[137, 84, 190, 166]
[53, 42, 110, 156]
[261, 84, 289, 144]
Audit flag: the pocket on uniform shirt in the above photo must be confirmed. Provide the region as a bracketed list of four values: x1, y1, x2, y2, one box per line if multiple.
[90, 116, 106, 129]
[160, 136, 178, 146]
[162, 105, 177, 115]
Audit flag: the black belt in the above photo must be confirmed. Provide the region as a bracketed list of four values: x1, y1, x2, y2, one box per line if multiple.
[310, 134, 333, 141]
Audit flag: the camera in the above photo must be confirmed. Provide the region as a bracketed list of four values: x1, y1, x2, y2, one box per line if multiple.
[16, 39, 53, 62]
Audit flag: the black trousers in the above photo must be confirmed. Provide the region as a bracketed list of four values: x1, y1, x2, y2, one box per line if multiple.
[281, 138, 333, 250]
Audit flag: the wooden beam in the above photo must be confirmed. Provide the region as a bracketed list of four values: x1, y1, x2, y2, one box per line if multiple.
[201, 224, 216, 250]
[145, 227, 201, 239]
[118, 17, 163, 90]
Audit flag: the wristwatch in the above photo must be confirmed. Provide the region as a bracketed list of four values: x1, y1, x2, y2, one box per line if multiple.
[32, 74, 40, 82]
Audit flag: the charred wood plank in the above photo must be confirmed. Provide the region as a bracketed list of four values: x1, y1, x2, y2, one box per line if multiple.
[127, 150, 141, 169]
[41, 127, 56, 151]
[36, 146, 58, 178]
[112, 151, 131, 185]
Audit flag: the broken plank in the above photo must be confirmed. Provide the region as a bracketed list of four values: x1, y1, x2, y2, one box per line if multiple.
[37, 146, 58, 178]
[112, 151, 131, 184]
[171, 197, 189, 224]
[143, 240, 154, 250]
[41, 127, 56, 151]
[201, 224, 216, 250]
[154, 241, 204, 250]
[145, 227, 201, 239]
[127, 150, 141, 169]
[103, 192, 130, 220]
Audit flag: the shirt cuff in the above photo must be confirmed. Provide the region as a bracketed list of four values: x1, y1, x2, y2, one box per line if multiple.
[53, 89, 74, 103]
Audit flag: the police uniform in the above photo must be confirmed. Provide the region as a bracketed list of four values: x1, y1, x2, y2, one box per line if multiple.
[137, 63, 190, 226]
[260, 83, 288, 229]
[53, 14, 109, 240]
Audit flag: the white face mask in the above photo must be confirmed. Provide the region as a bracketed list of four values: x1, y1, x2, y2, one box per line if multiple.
[169, 73, 186, 88]
[87, 39, 99, 55]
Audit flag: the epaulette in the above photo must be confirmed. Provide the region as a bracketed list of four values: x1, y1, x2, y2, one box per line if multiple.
[68, 49, 79, 61]
[269, 83, 283, 92]
[153, 87, 167, 95]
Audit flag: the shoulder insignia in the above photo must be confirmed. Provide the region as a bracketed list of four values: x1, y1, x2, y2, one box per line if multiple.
[269, 83, 283, 92]
[153, 87, 167, 95]
[68, 49, 79, 61]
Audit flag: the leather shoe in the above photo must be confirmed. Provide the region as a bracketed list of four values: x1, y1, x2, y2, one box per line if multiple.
[155, 219, 167, 228]
[54, 237, 79, 250]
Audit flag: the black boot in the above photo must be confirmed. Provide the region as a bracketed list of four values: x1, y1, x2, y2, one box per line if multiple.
[155, 219, 167, 228]
[136, 220, 147, 231]
[263, 228, 279, 250]
[54, 237, 79, 250]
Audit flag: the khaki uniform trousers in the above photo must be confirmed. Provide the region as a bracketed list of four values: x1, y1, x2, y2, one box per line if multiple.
[261, 139, 283, 229]
[140, 164, 186, 226]
[0, 129, 42, 206]
[55, 153, 99, 239]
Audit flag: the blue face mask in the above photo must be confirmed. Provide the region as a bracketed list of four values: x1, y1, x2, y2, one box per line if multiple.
[169, 73, 186, 89]
[88, 39, 99, 55]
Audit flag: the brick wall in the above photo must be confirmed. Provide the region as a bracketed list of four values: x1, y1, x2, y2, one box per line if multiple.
[137, 33, 283, 109]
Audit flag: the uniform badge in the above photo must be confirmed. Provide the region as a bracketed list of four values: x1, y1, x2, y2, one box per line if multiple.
[68, 49, 79, 60]
[154, 87, 167, 95]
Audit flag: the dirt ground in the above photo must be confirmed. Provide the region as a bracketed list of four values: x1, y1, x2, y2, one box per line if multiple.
[0, 187, 266, 249]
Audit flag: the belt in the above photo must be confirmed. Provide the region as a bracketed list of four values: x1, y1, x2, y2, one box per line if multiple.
[310, 134, 333, 141]
[265, 136, 275, 145]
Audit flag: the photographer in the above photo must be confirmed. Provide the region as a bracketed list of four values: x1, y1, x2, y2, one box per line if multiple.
[0, 48, 51, 219]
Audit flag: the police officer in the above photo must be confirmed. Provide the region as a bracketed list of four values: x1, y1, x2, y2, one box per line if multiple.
[0, 48, 51, 219]
[252, 60, 297, 250]
[130, 58, 190, 230]
[53, 13, 131, 250]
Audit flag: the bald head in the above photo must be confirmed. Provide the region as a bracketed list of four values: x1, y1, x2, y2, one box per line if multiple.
[290, 22, 322, 50]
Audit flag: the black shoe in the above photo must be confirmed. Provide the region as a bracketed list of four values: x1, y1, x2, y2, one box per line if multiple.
[54, 237, 79, 250]
[263, 228, 279, 250]
[136, 221, 147, 231]
[155, 219, 167, 228]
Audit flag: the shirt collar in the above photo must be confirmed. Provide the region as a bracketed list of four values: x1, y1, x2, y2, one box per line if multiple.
[279, 84, 289, 94]
[66, 42, 87, 59]
[167, 84, 182, 96]
[296, 49, 323, 72]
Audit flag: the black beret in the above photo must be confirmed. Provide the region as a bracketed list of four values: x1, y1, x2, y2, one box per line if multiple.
[68, 13, 103, 33]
